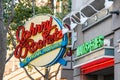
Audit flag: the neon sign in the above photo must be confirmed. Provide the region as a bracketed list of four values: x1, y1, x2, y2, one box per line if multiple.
[77, 36, 104, 57]
[14, 15, 68, 67]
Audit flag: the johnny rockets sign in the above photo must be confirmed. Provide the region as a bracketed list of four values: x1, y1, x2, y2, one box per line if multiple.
[14, 15, 68, 67]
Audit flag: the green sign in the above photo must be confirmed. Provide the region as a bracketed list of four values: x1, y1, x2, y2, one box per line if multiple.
[77, 36, 104, 57]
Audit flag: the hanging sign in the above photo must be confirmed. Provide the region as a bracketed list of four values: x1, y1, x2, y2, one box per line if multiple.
[14, 15, 68, 67]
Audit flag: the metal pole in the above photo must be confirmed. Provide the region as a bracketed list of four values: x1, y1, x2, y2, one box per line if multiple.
[44, 67, 49, 80]
[54, 0, 57, 16]
[32, 0, 35, 16]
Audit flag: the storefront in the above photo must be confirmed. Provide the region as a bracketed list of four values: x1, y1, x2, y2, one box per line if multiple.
[73, 36, 114, 80]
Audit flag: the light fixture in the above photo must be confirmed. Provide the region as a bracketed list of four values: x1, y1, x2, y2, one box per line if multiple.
[70, 11, 88, 25]
[80, 12, 88, 24]
[62, 16, 70, 34]
[62, 27, 69, 34]
[70, 16, 77, 30]
[70, 14, 81, 24]
[104, 0, 113, 9]
[70, 21, 77, 30]
[80, 15, 88, 24]
[110, 10, 120, 15]
[61, 21, 69, 34]
[62, 13, 77, 30]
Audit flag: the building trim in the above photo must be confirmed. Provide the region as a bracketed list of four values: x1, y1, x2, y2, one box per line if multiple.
[73, 56, 114, 68]
[80, 57, 114, 74]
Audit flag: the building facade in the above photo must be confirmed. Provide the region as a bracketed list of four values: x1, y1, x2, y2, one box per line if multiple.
[63, 0, 120, 80]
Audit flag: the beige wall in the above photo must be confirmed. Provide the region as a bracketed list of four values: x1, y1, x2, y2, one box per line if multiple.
[4, 63, 62, 80]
